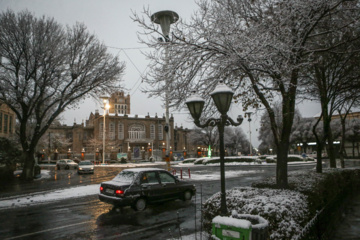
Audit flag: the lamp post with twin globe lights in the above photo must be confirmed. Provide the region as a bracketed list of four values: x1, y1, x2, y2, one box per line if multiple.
[151, 10, 179, 170]
[100, 96, 110, 164]
[245, 112, 253, 155]
[186, 81, 244, 216]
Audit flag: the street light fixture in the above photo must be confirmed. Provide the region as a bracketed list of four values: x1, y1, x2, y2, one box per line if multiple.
[100, 96, 110, 164]
[186, 80, 243, 216]
[245, 112, 253, 155]
[151, 10, 179, 171]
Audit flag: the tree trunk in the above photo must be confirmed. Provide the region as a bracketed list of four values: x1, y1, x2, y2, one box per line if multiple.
[20, 151, 36, 181]
[327, 128, 337, 168]
[276, 141, 289, 189]
[316, 144, 323, 173]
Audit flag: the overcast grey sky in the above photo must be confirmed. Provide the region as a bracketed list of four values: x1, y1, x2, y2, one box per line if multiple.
[0, 0, 321, 148]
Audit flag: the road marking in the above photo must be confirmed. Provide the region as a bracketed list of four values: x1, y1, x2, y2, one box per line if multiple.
[4, 220, 94, 240]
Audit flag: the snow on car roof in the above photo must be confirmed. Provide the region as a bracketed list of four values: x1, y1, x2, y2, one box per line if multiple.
[121, 168, 165, 172]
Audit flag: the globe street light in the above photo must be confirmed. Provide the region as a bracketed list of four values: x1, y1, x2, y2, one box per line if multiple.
[186, 81, 243, 216]
[151, 10, 179, 171]
[100, 96, 110, 164]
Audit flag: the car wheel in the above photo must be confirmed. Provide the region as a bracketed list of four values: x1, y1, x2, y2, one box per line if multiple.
[133, 198, 146, 211]
[183, 190, 192, 201]
[65, 165, 69, 170]
[57, 165, 60, 170]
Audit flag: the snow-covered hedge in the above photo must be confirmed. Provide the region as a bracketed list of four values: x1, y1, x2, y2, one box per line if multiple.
[203, 187, 310, 239]
[204, 168, 360, 239]
[183, 155, 315, 165]
[265, 155, 315, 163]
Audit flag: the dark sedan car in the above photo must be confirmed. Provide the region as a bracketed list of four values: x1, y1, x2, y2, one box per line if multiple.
[98, 168, 196, 211]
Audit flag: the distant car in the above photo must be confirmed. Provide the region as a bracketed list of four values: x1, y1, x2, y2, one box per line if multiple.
[77, 161, 94, 174]
[56, 159, 78, 170]
[98, 168, 196, 211]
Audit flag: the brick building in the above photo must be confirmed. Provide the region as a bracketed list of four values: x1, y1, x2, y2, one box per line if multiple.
[46, 91, 194, 160]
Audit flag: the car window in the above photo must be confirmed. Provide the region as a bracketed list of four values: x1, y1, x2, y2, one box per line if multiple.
[79, 161, 92, 165]
[159, 172, 176, 184]
[113, 171, 137, 184]
[66, 160, 73, 163]
[141, 172, 159, 184]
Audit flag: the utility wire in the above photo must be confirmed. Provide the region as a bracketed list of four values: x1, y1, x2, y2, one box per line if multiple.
[106, 45, 149, 95]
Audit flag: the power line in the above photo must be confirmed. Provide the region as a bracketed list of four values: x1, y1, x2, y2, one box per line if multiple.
[107, 46, 149, 50]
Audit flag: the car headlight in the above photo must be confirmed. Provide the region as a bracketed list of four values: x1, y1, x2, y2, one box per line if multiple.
[79, 167, 83, 170]
[90, 167, 94, 170]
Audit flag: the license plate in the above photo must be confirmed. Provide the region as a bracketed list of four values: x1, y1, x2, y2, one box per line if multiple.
[105, 188, 114, 194]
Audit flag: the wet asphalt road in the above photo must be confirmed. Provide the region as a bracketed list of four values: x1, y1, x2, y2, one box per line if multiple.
[0, 162, 324, 239]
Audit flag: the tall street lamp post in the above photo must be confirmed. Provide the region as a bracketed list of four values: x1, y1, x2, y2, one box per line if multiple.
[151, 10, 179, 171]
[186, 81, 243, 216]
[100, 96, 110, 164]
[245, 112, 253, 155]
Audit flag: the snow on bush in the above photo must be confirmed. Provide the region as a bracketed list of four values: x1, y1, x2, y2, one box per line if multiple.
[203, 187, 310, 240]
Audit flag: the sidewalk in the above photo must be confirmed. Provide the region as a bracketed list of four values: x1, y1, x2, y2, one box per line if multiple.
[333, 192, 360, 239]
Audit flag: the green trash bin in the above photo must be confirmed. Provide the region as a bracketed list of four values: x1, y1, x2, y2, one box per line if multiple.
[212, 216, 252, 240]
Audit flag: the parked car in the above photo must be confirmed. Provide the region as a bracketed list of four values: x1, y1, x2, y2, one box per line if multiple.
[77, 160, 94, 174]
[98, 168, 196, 211]
[56, 159, 78, 170]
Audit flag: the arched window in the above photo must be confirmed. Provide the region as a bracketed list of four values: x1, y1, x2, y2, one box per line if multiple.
[109, 121, 115, 140]
[99, 122, 104, 139]
[150, 124, 155, 139]
[129, 124, 145, 139]
[118, 123, 124, 140]
[158, 124, 163, 140]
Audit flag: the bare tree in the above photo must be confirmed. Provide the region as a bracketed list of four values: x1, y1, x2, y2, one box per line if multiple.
[298, 1, 360, 169]
[189, 127, 218, 151]
[133, 0, 358, 188]
[224, 127, 249, 156]
[0, 11, 125, 180]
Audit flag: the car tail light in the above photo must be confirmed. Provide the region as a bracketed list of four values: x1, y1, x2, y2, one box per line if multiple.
[100, 186, 104, 192]
[115, 190, 124, 195]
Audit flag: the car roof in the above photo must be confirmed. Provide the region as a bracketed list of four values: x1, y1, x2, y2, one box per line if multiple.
[122, 168, 165, 173]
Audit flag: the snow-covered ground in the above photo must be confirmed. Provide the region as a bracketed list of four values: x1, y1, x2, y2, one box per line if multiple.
[0, 168, 263, 210]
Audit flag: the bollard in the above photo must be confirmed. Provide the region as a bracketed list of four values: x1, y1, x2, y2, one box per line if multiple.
[188, 168, 191, 178]
[180, 168, 183, 179]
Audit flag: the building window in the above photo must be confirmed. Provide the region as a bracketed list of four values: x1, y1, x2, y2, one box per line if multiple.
[9, 116, 12, 133]
[109, 122, 115, 140]
[150, 124, 155, 139]
[99, 122, 104, 139]
[158, 124, 163, 140]
[118, 123, 124, 140]
[129, 124, 145, 139]
[0, 112, 2, 132]
[4, 114, 8, 133]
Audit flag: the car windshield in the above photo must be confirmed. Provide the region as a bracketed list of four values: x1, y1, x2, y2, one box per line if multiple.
[66, 160, 74, 163]
[79, 161, 92, 165]
[112, 171, 137, 183]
